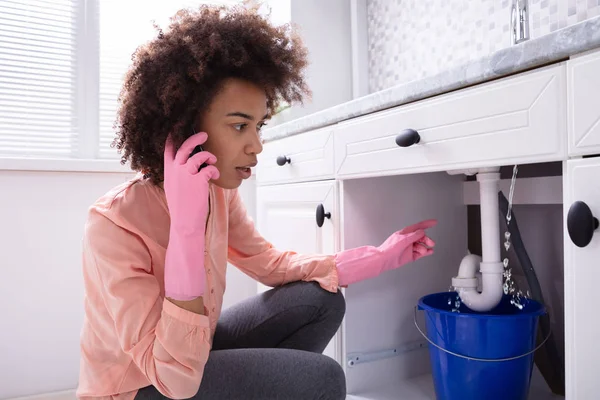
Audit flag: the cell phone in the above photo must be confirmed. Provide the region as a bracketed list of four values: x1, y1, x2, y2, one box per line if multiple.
[189, 144, 208, 171]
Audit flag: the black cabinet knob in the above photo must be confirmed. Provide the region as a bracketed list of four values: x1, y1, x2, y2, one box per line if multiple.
[316, 204, 331, 227]
[276, 155, 291, 166]
[567, 200, 599, 248]
[395, 129, 421, 147]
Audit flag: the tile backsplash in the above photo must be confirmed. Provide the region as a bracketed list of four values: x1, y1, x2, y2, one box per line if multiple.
[367, 0, 600, 92]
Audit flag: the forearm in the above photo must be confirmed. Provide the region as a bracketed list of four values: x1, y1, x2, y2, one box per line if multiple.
[164, 230, 207, 301]
[229, 246, 340, 293]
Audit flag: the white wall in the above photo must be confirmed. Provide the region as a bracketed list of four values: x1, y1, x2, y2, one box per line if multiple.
[279, 0, 354, 122]
[0, 169, 257, 399]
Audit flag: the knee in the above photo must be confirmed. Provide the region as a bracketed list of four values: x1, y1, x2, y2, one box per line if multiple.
[317, 357, 347, 399]
[328, 288, 346, 322]
[322, 284, 346, 322]
[302, 281, 346, 320]
[280, 281, 346, 323]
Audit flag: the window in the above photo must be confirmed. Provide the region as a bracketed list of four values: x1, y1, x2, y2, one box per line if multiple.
[0, 0, 290, 164]
[0, 0, 78, 158]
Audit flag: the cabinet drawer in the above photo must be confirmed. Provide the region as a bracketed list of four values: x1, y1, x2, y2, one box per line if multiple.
[256, 126, 334, 185]
[567, 49, 600, 156]
[334, 64, 567, 179]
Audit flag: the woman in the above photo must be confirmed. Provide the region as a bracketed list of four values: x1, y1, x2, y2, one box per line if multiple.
[76, 4, 436, 400]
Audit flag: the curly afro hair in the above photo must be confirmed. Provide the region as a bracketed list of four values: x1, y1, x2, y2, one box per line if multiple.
[112, 4, 310, 184]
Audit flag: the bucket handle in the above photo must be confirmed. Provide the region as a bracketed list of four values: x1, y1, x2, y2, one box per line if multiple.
[413, 306, 552, 362]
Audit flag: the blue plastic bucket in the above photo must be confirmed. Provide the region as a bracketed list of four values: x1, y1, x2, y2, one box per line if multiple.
[416, 292, 546, 400]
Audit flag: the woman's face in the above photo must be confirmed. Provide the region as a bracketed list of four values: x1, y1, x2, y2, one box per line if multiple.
[197, 77, 267, 189]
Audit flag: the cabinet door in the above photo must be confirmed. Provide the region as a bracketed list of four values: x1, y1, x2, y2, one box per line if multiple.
[256, 180, 340, 362]
[564, 157, 600, 398]
[567, 49, 600, 156]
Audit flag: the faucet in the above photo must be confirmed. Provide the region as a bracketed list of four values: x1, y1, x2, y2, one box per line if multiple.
[511, 0, 530, 44]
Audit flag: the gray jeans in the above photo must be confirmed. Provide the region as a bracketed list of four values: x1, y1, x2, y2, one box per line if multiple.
[135, 281, 347, 400]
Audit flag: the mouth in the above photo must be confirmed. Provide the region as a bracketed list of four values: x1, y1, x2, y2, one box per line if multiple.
[235, 162, 256, 179]
[236, 162, 257, 170]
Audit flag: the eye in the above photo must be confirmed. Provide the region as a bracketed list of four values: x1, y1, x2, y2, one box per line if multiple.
[233, 123, 247, 131]
[258, 122, 268, 130]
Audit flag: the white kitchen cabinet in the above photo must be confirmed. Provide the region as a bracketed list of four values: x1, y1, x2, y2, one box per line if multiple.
[567, 49, 600, 157]
[563, 157, 600, 399]
[256, 54, 600, 399]
[255, 179, 341, 362]
[334, 64, 567, 179]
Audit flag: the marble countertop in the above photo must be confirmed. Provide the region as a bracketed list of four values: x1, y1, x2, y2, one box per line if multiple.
[262, 15, 600, 143]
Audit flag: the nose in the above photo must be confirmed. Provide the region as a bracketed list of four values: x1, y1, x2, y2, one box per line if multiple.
[247, 129, 263, 155]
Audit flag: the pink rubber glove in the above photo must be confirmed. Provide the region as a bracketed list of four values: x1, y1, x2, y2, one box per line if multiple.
[163, 132, 220, 301]
[335, 219, 437, 286]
